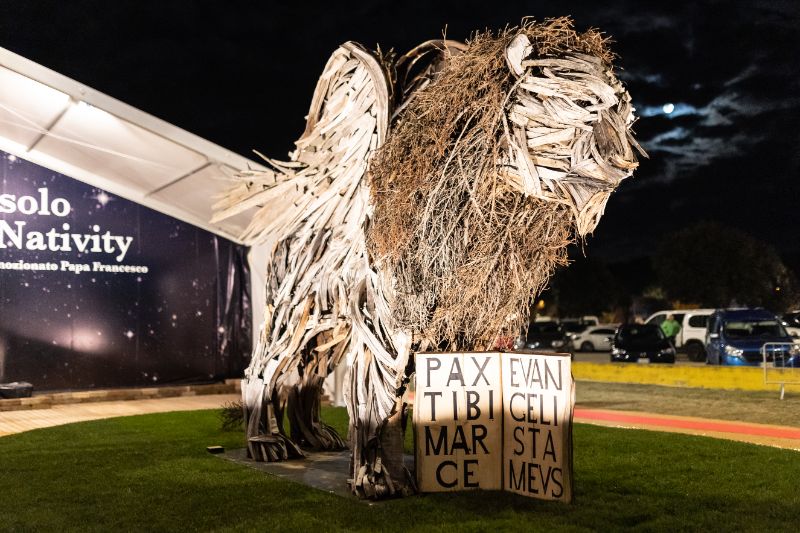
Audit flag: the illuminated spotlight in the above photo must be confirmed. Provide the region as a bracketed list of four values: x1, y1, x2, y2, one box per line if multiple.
[662, 103, 675, 114]
[95, 191, 111, 206]
[125, 330, 135, 339]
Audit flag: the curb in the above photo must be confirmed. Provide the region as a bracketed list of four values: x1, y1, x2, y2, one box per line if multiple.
[573, 362, 799, 392]
[0, 379, 241, 412]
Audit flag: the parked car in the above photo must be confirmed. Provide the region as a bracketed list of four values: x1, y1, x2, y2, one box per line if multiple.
[560, 319, 591, 337]
[645, 308, 714, 361]
[568, 324, 617, 352]
[519, 321, 567, 351]
[780, 311, 800, 338]
[706, 308, 799, 366]
[611, 324, 675, 363]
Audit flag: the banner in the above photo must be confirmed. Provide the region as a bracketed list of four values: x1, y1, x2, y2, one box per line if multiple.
[415, 351, 574, 502]
[0, 150, 251, 390]
[414, 352, 503, 492]
[503, 352, 574, 501]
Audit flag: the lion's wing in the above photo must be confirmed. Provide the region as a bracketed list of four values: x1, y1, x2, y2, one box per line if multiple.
[213, 43, 388, 248]
[213, 43, 390, 393]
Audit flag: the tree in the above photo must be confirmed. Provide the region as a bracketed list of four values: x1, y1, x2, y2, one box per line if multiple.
[552, 257, 622, 316]
[654, 222, 797, 310]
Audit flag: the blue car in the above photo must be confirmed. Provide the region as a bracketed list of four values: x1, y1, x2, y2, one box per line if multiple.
[706, 309, 800, 366]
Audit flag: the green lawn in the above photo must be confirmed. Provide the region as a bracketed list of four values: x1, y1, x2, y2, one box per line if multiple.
[0, 408, 798, 532]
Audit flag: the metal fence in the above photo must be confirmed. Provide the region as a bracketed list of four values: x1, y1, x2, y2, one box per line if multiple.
[761, 343, 800, 399]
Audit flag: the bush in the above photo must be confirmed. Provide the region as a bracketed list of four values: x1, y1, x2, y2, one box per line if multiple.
[219, 400, 244, 432]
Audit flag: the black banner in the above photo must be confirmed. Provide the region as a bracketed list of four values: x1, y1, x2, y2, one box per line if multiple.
[0, 150, 251, 390]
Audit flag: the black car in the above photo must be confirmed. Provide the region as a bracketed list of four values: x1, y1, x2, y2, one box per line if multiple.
[560, 319, 591, 336]
[521, 321, 568, 351]
[781, 311, 800, 338]
[611, 324, 675, 363]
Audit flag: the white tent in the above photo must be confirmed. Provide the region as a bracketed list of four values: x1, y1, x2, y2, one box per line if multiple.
[0, 46, 269, 348]
[0, 46, 268, 240]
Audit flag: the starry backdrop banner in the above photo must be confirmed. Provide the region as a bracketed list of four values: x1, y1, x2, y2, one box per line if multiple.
[0, 150, 251, 390]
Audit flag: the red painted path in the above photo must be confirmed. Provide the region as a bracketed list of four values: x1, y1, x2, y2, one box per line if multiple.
[574, 408, 800, 443]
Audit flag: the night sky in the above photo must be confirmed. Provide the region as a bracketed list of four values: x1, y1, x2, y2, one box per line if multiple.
[2, 0, 798, 266]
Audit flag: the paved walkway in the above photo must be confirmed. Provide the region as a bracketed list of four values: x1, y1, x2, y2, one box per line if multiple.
[1, 394, 798, 452]
[0, 393, 239, 437]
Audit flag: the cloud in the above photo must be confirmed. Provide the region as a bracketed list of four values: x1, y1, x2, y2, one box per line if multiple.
[647, 127, 690, 144]
[638, 102, 700, 118]
[723, 64, 761, 88]
[636, 57, 800, 183]
[618, 71, 665, 86]
[645, 131, 761, 183]
[597, 11, 678, 36]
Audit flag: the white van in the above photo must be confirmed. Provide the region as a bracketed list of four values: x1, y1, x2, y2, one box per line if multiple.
[645, 309, 714, 361]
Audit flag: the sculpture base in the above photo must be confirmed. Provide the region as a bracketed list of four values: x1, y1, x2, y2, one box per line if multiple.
[221, 448, 414, 500]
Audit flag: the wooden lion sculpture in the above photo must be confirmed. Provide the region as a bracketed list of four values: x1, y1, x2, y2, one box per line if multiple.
[213, 18, 644, 499]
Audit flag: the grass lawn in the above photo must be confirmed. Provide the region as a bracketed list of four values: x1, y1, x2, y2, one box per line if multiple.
[577, 381, 800, 427]
[1, 408, 798, 532]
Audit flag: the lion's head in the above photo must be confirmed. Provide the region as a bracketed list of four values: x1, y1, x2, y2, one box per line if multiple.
[368, 18, 644, 347]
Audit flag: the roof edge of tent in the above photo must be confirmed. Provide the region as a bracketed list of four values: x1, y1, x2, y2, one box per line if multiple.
[0, 46, 265, 245]
[0, 47, 265, 175]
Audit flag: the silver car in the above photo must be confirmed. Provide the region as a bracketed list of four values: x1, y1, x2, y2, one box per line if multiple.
[569, 325, 618, 352]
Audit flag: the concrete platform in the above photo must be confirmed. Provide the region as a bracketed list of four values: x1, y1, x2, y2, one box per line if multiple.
[220, 448, 415, 500]
[223, 448, 356, 498]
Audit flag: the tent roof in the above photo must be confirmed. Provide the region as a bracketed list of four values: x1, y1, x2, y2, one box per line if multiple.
[0, 47, 263, 244]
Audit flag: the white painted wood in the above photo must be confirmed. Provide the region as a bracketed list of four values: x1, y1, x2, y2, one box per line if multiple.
[502, 352, 574, 502]
[415, 352, 503, 492]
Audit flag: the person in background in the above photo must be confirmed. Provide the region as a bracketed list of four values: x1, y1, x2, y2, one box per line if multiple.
[660, 314, 681, 345]
[493, 325, 515, 351]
